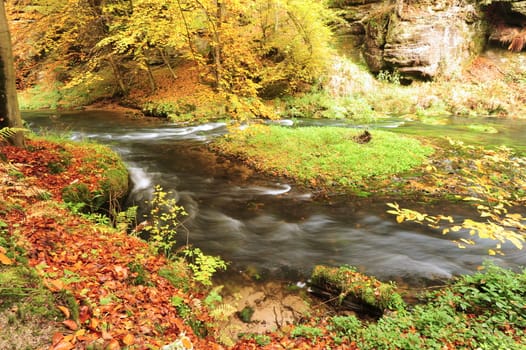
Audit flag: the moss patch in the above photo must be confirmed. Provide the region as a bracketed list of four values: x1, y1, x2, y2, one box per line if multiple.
[310, 265, 405, 315]
[0, 265, 61, 320]
[212, 124, 433, 190]
[2, 137, 128, 213]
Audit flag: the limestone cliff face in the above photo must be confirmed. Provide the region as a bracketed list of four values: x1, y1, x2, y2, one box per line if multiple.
[333, 0, 525, 80]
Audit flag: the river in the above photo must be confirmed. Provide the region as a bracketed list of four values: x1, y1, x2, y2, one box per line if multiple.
[24, 110, 526, 286]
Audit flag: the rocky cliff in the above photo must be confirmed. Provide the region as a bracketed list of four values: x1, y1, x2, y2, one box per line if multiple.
[333, 0, 526, 80]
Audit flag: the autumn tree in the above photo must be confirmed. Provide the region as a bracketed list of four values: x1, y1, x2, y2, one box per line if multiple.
[96, 0, 192, 93]
[0, 0, 24, 147]
[190, 0, 336, 96]
[9, 0, 336, 103]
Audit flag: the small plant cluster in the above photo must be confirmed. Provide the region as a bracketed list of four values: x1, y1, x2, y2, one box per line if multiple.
[143, 185, 227, 283]
[279, 90, 375, 121]
[377, 69, 401, 85]
[143, 185, 187, 258]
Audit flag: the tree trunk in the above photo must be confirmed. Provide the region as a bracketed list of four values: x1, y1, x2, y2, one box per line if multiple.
[159, 48, 177, 81]
[145, 62, 156, 93]
[0, 1, 24, 147]
[213, 0, 222, 90]
[107, 55, 127, 95]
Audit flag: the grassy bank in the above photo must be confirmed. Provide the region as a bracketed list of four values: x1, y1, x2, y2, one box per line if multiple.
[212, 124, 434, 192]
[2, 136, 129, 213]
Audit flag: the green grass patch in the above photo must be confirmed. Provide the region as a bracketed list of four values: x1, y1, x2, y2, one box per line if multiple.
[0, 266, 61, 320]
[213, 125, 433, 189]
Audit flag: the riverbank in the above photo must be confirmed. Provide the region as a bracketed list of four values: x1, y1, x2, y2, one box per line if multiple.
[2, 133, 526, 349]
[16, 48, 526, 123]
[0, 137, 224, 349]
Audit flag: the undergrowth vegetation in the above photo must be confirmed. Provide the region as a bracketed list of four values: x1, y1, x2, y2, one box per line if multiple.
[321, 262, 526, 349]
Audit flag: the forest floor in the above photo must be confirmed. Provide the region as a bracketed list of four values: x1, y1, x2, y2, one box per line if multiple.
[0, 139, 225, 349]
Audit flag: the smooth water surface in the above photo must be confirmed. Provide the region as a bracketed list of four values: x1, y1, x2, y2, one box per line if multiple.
[25, 111, 526, 285]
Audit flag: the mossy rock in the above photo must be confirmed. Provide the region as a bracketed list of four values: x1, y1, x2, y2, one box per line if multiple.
[61, 143, 129, 213]
[310, 265, 405, 317]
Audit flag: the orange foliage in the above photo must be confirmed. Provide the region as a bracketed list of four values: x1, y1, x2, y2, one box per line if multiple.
[0, 140, 220, 349]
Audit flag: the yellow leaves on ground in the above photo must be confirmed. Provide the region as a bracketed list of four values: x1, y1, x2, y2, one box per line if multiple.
[0, 246, 13, 265]
[44, 278, 66, 292]
[387, 141, 526, 255]
[57, 305, 71, 319]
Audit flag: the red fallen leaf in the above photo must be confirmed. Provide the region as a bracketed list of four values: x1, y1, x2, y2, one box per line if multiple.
[79, 305, 91, 323]
[62, 319, 78, 331]
[173, 317, 185, 332]
[52, 332, 64, 346]
[51, 340, 74, 350]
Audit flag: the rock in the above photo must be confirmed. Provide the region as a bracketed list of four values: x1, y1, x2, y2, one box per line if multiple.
[354, 130, 372, 144]
[483, 1, 526, 52]
[511, 1, 526, 16]
[335, 0, 487, 80]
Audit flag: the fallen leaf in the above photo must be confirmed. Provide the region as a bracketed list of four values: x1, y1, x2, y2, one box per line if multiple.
[52, 332, 64, 346]
[106, 339, 121, 350]
[51, 340, 74, 350]
[122, 333, 135, 345]
[63, 334, 75, 343]
[44, 278, 65, 292]
[79, 305, 91, 323]
[88, 318, 99, 331]
[58, 305, 70, 319]
[62, 319, 78, 331]
[113, 265, 129, 280]
[180, 335, 193, 349]
[102, 329, 113, 340]
[0, 252, 13, 265]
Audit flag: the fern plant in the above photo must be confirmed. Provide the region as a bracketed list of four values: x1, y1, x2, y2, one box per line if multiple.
[0, 127, 26, 141]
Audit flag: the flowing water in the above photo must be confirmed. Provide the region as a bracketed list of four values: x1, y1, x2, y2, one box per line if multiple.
[24, 110, 526, 286]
